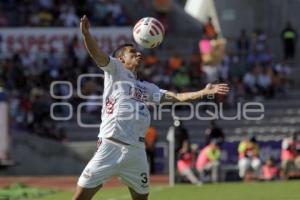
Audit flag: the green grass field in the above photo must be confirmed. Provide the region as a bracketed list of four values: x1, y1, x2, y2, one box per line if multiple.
[36, 181, 300, 200]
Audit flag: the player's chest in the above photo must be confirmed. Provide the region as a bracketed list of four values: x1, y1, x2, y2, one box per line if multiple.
[118, 73, 148, 102]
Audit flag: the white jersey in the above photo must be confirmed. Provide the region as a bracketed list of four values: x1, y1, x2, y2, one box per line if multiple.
[98, 57, 165, 148]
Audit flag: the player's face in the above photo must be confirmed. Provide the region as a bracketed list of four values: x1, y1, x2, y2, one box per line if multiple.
[121, 46, 142, 71]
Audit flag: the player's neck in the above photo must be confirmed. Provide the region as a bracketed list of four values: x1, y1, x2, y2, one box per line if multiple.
[126, 67, 137, 79]
[130, 69, 138, 79]
[124, 64, 138, 79]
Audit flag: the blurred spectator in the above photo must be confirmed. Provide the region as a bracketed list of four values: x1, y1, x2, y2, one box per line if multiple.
[202, 64, 218, 83]
[236, 29, 250, 57]
[167, 52, 183, 72]
[218, 56, 229, 82]
[281, 22, 297, 60]
[0, 8, 8, 26]
[243, 66, 260, 96]
[106, 0, 129, 26]
[152, 0, 172, 13]
[0, 0, 294, 146]
[0, 0, 128, 27]
[229, 55, 246, 79]
[36, 8, 54, 26]
[257, 67, 273, 98]
[92, 0, 109, 25]
[189, 53, 206, 89]
[169, 119, 192, 182]
[141, 51, 159, 81]
[199, 35, 213, 64]
[238, 136, 261, 180]
[172, 67, 191, 90]
[204, 121, 225, 146]
[196, 140, 221, 183]
[38, 0, 53, 9]
[203, 17, 217, 40]
[106, 0, 122, 19]
[177, 151, 202, 185]
[281, 132, 300, 179]
[229, 77, 246, 104]
[260, 157, 279, 181]
[145, 125, 158, 174]
[174, 120, 190, 162]
[254, 29, 267, 53]
[144, 50, 159, 67]
[59, 5, 80, 27]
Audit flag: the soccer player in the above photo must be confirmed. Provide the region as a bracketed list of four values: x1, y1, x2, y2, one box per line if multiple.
[73, 15, 229, 200]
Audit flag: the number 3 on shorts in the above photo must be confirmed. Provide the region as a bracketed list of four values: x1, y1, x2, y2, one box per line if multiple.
[140, 173, 148, 184]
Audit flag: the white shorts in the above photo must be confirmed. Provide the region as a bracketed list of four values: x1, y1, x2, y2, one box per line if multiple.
[77, 138, 149, 194]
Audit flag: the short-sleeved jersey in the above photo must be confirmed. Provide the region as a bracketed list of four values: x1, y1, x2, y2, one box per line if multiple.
[98, 57, 165, 148]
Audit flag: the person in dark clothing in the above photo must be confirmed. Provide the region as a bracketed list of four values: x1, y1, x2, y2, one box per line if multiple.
[236, 29, 250, 57]
[281, 22, 297, 60]
[204, 121, 225, 146]
[145, 126, 158, 174]
[174, 120, 190, 161]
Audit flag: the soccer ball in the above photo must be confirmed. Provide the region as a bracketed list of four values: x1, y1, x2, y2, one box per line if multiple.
[133, 17, 165, 48]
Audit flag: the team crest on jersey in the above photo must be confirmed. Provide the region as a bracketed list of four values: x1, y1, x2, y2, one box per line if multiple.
[130, 85, 147, 102]
[131, 88, 147, 102]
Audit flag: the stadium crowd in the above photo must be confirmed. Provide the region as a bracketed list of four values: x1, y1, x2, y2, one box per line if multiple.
[173, 122, 300, 183]
[0, 28, 293, 141]
[0, 0, 299, 184]
[0, 14, 294, 140]
[0, 0, 130, 27]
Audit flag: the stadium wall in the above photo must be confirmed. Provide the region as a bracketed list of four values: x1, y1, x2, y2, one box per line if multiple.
[0, 134, 86, 175]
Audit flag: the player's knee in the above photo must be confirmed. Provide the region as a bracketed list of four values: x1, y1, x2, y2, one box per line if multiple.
[72, 185, 102, 200]
[72, 191, 89, 200]
[72, 193, 85, 200]
[132, 193, 149, 200]
[72, 192, 94, 200]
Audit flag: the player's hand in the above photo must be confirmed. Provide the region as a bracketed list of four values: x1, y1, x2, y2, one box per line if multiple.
[80, 15, 90, 35]
[204, 83, 229, 95]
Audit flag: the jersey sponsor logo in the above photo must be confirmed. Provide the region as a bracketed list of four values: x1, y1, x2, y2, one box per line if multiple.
[130, 85, 147, 102]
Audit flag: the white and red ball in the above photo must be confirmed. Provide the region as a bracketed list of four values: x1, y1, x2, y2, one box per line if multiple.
[133, 17, 165, 48]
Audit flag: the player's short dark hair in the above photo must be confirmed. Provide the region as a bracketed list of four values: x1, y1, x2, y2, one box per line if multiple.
[112, 43, 134, 58]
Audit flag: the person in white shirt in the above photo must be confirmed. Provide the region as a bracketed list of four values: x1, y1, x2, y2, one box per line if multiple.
[73, 15, 229, 200]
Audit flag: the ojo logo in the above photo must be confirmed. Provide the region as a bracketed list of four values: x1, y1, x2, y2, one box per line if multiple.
[50, 74, 104, 127]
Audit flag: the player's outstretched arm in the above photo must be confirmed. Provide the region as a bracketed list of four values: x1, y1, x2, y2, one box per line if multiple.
[160, 83, 229, 103]
[80, 15, 109, 66]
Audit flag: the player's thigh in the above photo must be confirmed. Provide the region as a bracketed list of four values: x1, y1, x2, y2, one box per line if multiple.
[120, 148, 150, 195]
[128, 187, 149, 200]
[78, 140, 120, 188]
[72, 184, 102, 200]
